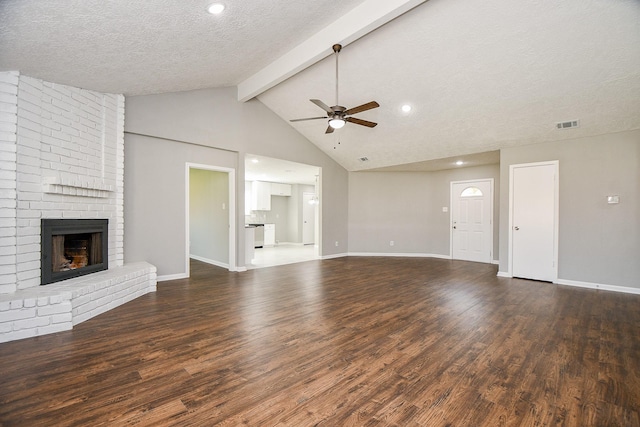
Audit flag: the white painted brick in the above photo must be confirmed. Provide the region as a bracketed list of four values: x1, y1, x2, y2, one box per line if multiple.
[51, 312, 72, 324]
[38, 322, 71, 335]
[0, 71, 20, 85]
[0, 329, 37, 343]
[16, 260, 39, 273]
[0, 93, 18, 104]
[49, 292, 71, 304]
[0, 254, 16, 264]
[74, 300, 96, 316]
[38, 301, 72, 316]
[0, 131, 17, 142]
[13, 316, 50, 330]
[0, 265, 16, 275]
[17, 277, 39, 288]
[0, 307, 36, 321]
[0, 246, 16, 256]
[0, 322, 12, 333]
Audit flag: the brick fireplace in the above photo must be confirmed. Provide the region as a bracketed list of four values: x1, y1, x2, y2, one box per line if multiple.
[0, 71, 156, 343]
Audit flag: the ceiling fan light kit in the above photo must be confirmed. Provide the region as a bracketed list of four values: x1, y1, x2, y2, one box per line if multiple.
[329, 118, 345, 129]
[290, 44, 380, 134]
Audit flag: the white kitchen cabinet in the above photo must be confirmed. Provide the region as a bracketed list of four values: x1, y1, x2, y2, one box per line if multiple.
[270, 183, 292, 196]
[264, 223, 276, 247]
[251, 181, 271, 211]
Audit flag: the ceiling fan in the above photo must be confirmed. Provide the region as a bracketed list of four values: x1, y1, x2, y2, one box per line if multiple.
[290, 44, 380, 134]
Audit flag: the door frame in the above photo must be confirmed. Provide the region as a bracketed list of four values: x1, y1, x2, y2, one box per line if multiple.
[449, 178, 494, 263]
[508, 160, 559, 281]
[185, 163, 237, 275]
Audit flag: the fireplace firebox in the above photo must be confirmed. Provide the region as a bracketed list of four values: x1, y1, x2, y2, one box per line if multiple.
[41, 219, 108, 285]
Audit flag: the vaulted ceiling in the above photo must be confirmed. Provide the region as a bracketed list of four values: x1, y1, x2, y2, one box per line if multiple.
[1, 0, 639, 171]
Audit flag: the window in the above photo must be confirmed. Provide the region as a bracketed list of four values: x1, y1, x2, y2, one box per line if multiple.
[460, 186, 483, 197]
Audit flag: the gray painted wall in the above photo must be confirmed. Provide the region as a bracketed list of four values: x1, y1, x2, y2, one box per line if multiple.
[123, 134, 236, 276]
[124, 87, 348, 276]
[499, 129, 640, 289]
[348, 164, 500, 258]
[189, 169, 229, 265]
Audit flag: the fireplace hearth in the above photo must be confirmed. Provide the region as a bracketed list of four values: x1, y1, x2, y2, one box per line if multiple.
[41, 219, 109, 285]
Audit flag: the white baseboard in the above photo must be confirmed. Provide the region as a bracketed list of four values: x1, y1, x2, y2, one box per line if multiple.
[556, 278, 640, 295]
[157, 273, 189, 282]
[348, 252, 452, 259]
[321, 252, 348, 260]
[190, 255, 229, 269]
[496, 271, 511, 278]
[491, 260, 499, 265]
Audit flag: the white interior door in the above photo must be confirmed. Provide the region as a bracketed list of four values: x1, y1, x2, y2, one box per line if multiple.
[302, 193, 316, 245]
[510, 162, 558, 282]
[451, 180, 493, 263]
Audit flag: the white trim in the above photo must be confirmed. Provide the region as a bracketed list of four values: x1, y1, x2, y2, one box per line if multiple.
[348, 252, 452, 259]
[236, 0, 427, 101]
[497, 271, 511, 278]
[508, 160, 559, 281]
[556, 278, 640, 295]
[321, 252, 349, 260]
[185, 163, 237, 279]
[449, 178, 494, 264]
[157, 273, 189, 282]
[189, 255, 229, 269]
[235, 266, 248, 272]
[491, 260, 499, 265]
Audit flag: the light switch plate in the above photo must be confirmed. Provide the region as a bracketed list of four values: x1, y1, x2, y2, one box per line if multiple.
[442, 207, 448, 212]
[607, 195, 620, 204]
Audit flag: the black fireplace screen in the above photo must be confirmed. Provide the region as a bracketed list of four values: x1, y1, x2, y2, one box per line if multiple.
[41, 219, 108, 285]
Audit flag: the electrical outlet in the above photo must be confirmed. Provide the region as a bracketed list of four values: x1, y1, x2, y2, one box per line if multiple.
[390, 240, 394, 246]
[335, 241, 339, 247]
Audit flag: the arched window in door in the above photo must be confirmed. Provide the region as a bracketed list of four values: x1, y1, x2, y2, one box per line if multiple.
[460, 186, 483, 197]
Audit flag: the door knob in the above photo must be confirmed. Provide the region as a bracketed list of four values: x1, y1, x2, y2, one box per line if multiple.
[453, 226, 457, 229]
[514, 226, 520, 230]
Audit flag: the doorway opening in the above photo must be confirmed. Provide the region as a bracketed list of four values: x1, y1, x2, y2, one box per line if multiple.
[244, 154, 321, 269]
[185, 163, 236, 276]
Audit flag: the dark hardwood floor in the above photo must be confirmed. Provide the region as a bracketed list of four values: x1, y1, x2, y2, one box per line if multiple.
[1, 257, 639, 426]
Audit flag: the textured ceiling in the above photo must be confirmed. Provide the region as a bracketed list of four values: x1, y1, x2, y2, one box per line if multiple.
[0, 0, 368, 95]
[258, 0, 640, 170]
[1, 0, 639, 171]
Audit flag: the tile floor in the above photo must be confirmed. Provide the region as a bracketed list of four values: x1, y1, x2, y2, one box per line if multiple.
[248, 243, 319, 269]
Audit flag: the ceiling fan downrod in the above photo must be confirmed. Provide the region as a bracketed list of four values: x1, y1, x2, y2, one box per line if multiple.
[333, 44, 341, 107]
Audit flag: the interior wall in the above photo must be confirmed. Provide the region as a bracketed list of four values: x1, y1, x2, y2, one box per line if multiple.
[123, 134, 236, 278]
[348, 164, 500, 257]
[499, 129, 640, 289]
[189, 169, 229, 265]
[124, 86, 349, 276]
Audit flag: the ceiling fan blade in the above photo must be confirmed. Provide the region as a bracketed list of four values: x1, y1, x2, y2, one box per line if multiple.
[344, 101, 379, 116]
[325, 125, 335, 134]
[290, 116, 327, 122]
[310, 99, 333, 114]
[346, 117, 377, 128]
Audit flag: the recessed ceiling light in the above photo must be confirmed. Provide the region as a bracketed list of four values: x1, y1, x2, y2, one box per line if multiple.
[455, 160, 464, 166]
[251, 158, 259, 163]
[401, 104, 412, 113]
[206, 3, 225, 14]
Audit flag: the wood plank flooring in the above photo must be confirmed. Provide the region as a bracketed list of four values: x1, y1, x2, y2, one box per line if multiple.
[1, 257, 639, 426]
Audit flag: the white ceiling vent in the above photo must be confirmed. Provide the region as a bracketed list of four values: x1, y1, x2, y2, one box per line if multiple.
[556, 120, 580, 130]
[358, 157, 369, 162]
